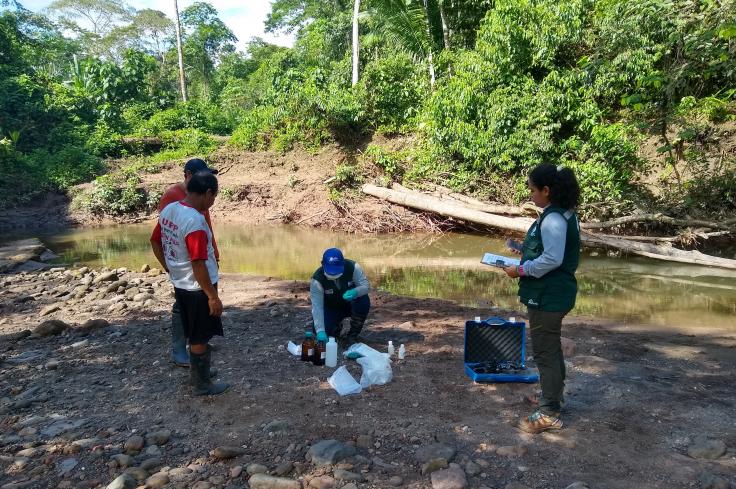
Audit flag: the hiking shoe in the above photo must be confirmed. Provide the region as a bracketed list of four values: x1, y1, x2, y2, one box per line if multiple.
[518, 411, 563, 434]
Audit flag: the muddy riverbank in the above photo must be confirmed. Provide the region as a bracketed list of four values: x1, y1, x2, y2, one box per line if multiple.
[1, 262, 735, 489]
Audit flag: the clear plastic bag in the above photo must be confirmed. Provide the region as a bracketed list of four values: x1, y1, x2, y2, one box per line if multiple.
[356, 351, 393, 388]
[328, 366, 362, 396]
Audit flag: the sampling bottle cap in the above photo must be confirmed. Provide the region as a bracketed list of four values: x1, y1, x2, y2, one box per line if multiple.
[305, 331, 313, 338]
[388, 340, 393, 345]
[328, 337, 336, 343]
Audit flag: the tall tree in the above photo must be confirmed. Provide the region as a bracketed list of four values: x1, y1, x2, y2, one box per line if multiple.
[180, 2, 236, 100]
[46, 0, 133, 58]
[173, 0, 187, 101]
[131, 9, 174, 63]
[352, 0, 360, 85]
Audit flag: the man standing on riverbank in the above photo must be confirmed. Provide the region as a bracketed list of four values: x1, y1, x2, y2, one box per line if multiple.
[310, 248, 371, 346]
[158, 158, 219, 367]
[150, 171, 229, 396]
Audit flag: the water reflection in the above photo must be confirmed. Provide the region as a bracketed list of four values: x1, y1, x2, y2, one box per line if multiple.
[41, 224, 736, 330]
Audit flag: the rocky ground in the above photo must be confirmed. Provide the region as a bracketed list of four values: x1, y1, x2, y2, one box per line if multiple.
[1, 259, 735, 489]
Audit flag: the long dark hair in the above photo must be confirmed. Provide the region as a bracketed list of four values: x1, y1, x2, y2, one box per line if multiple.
[529, 163, 580, 209]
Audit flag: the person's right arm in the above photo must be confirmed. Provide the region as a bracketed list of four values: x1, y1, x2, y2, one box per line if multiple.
[149, 223, 168, 272]
[192, 260, 222, 317]
[185, 229, 222, 317]
[310, 279, 325, 334]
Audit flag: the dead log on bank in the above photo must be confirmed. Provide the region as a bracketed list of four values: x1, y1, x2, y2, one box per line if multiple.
[361, 184, 736, 270]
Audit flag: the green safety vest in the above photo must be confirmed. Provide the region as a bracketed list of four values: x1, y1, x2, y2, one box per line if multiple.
[518, 206, 580, 312]
[312, 259, 357, 310]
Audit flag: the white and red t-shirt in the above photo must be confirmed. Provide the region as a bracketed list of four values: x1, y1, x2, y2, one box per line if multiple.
[151, 201, 219, 291]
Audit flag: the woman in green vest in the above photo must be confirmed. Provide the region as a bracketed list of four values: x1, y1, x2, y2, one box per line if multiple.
[504, 163, 581, 433]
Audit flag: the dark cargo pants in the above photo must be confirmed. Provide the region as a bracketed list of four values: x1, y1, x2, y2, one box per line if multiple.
[527, 308, 569, 416]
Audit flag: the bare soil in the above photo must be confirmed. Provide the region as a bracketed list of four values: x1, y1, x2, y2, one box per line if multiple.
[1, 265, 735, 489]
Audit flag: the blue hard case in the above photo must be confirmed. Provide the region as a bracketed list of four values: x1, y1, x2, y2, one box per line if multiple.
[463, 317, 539, 383]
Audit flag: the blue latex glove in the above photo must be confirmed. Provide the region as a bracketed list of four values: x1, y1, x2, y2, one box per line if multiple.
[342, 289, 359, 301]
[316, 331, 327, 343]
[346, 351, 362, 360]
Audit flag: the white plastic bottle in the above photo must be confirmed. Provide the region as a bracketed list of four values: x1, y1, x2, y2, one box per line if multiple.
[325, 337, 338, 367]
[398, 344, 406, 360]
[387, 340, 395, 357]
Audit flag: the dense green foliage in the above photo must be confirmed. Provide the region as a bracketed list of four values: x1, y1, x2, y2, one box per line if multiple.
[1, 0, 735, 217]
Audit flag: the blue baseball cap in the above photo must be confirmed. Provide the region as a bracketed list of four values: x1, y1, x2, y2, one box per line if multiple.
[322, 248, 345, 276]
[184, 158, 218, 175]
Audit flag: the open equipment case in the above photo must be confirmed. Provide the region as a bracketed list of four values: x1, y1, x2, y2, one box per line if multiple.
[464, 317, 539, 383]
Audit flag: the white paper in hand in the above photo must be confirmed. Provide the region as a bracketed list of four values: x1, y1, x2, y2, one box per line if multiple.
[481, 253, 520, 268]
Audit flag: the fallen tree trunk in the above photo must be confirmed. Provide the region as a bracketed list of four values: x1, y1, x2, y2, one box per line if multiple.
[423, 184, 529, 216]
[362, 184, 736, 270]
[365, 184, 534, 233]
[581, 213, 735, 231]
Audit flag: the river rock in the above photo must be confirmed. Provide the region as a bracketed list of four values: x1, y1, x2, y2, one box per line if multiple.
[39, 303, 62, 317]
[140, 264, 150, 273]
[94, 271, 118, 284]
[389, 476, 404, 486]
[105, 474, 136, 489]
[415, 443, 456, 464]
[41, 418, 88, 438]
[564, 483, 589, 489]
[247, 463, 269, 475]
[496, 445, 527, 458]
[688, 438, 727, 460]
[230, 465, 243, 478]
[140, 457, 162, 471]
[213, 446, 246, 459]
[248, 474, 301, 489]
[464, 461, 481, 477]
[333, 469, 363, 482]
[145, 473, 169, 488]
[133, 292, 154, 302]
[57, 457, 78, 475]
[105, 280, 127, 294]
[33, 319, 68, 337]
[308, 440, 357, 465]
[78, 318, 109, 334]
[309, 476, 335, 489]
[111, 454, 134, 468]
[422, 458, 449, 475]
[264, 419, 290, 433]
[192, 483, 213, 489]
[274, 461, 294, 476]
[431, 464, 467, 489]
[123, 435, 144, 454]
[123, 467, 147, 481]
[698, 472, 732, 489]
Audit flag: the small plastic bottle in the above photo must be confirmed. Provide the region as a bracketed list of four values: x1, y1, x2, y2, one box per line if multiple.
[301, 331, 315, 362]
[325, 337, 338, 367]
[398, 344, 406, 360]
[509, 316, 516, 323]
[475, 316, 481, 323]
[313, 339, 326, 366]
[387, 340, 395, 357]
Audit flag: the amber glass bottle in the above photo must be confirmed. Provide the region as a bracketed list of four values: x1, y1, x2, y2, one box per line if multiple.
[313, 339, 326, 366]
[301, 332, 315, 362]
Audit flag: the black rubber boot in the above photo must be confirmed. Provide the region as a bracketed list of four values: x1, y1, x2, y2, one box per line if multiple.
[189, 347, 229, 396]
[346, 313, 367, 346]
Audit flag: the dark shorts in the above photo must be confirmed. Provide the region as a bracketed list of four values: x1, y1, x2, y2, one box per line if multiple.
[174, 286, 223, 345]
